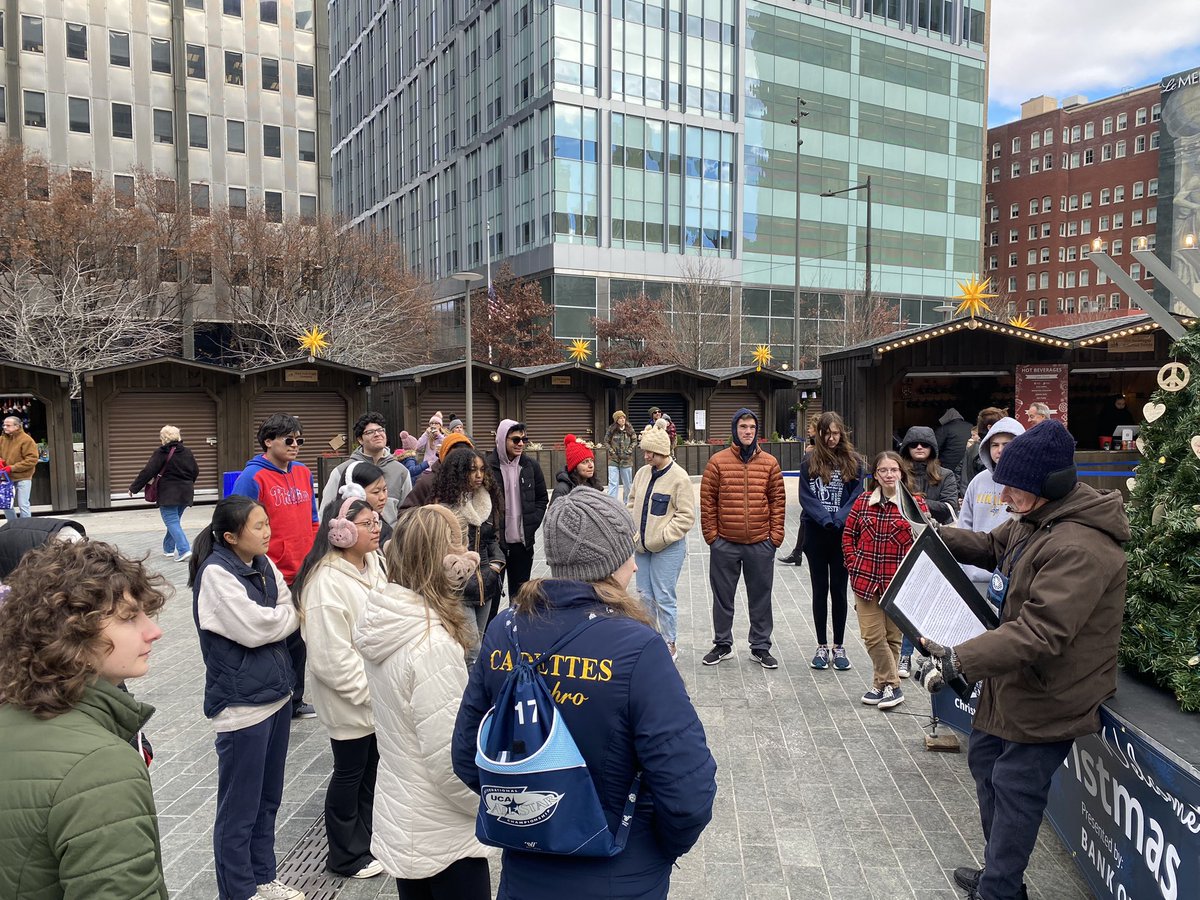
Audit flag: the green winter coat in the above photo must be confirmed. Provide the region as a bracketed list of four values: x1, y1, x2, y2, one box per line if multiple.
[0, 679, 167, 900]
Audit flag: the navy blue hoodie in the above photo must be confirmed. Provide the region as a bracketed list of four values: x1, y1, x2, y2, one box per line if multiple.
[452, 580, 717, 899]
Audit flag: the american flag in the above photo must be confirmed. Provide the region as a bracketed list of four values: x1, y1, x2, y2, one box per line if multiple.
[487, 279, 501, 319]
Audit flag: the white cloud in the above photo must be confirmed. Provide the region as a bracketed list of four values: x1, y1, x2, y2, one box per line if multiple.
[990, 0, 1200, 112]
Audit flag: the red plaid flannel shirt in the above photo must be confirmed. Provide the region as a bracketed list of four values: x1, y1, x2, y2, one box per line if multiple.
[841, 489, 929, 599]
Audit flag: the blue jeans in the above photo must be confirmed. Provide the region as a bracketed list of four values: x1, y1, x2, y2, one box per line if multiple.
[3, 479, 32, 520]
[607, 464, 633, 501]
[214, 703, 291, 900]
[900, 635, 913, 658]
[160, 505, 190, 556]
[635, 537, 687, 641]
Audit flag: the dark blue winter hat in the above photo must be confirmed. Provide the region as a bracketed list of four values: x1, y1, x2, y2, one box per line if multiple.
[992, 419, 1077, 500]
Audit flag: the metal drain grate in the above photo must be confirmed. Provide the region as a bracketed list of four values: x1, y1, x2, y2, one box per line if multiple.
[275, 815, 345, 900]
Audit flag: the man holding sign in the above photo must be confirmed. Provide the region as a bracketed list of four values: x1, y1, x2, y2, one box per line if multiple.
[915, 420, 1129, 900]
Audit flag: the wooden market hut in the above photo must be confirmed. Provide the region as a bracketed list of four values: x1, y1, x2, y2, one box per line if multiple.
[0, 359, 75, 512]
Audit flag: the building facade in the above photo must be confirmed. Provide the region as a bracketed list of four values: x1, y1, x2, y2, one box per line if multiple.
[984, 88, 1162, 329]
[331, 0, 987, 366]
[2, 0, 330, 231]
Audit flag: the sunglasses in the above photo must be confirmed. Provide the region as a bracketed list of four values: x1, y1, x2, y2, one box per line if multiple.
[910, 442, 931, 450]
[282, 436, 305, 447]
[510, 435, 529, 444]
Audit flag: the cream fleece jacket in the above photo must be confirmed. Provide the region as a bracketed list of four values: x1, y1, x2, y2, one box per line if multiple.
[301, 552, 388, 740]
[627, 460, 696, 552]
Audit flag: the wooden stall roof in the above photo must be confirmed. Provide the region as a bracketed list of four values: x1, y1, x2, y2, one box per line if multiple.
[512, 361, 626, 383]
[703, 365, 802, 388]
[82, 355, 242, 381]
[0, 359, 71, 383]
[378, 359, 527, 383]
[607, 364, 719, 383]
[777, 368, 822, 388]
[242, 357, 378, 383]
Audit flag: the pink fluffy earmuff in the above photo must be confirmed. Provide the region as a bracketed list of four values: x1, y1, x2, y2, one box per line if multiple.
[328, 497, 363, 549]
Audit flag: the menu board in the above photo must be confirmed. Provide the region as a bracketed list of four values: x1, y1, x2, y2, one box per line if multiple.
[1015, 363, 1068, 429]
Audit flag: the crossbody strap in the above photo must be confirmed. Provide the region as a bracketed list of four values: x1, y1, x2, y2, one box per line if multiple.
[154, 446, 177, 480]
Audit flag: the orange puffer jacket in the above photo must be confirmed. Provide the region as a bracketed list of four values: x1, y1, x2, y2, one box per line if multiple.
[700, 446, 786, 546]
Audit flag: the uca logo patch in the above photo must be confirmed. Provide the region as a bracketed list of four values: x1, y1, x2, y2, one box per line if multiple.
[481, 786, 565, 827]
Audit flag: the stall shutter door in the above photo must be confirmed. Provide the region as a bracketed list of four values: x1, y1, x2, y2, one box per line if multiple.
[107, 393, 219, 500]
[708, 390, 763, 437]
[419, 391, 501, 448]
[625, 392, 687, 435]
[251, 392, 348, 473]
[524, 392, 593, 447]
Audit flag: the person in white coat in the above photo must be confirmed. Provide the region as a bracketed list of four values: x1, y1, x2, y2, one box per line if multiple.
[353, 504, 495, 900]
[293, 493, 389, 880]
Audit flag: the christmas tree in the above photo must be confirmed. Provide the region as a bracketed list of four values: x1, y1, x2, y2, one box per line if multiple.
[1119, 326, 1200, 711]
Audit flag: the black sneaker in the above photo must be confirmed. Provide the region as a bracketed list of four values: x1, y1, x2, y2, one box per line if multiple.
[877, 685, 905, 709]
[702, 644, 733, 666]
[292, 702, 317, 720]
[954, 867, 983, 892]
[751, 649, 779, 669]
[777, 552, 799, 564]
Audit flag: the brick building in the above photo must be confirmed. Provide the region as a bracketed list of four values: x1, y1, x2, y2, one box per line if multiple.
[985, 87, 1162, 328]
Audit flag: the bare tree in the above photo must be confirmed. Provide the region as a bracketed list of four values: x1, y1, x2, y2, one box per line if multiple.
[666, 257, 734, 369]
[468, 263, 561, 367]
[593, 292, 677, 367]
[841, 292, 906, 348]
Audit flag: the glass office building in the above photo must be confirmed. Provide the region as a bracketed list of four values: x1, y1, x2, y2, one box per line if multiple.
[331, 0, 987, 365]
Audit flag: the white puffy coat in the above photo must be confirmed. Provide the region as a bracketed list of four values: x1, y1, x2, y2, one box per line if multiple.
[352, 583, 493, 879]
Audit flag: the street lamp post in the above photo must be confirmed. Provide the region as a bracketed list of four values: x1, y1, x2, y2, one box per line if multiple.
[821, 176, 873, 321]
[450, 270, 484, 438]
[790, 98, 809, 368]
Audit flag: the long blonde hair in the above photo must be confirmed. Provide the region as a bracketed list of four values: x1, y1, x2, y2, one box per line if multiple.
[385, 506, 473, 650]
[514, 576, 656, 628]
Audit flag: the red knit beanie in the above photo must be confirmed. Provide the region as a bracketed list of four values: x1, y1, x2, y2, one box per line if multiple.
[564, 434, 594, 472]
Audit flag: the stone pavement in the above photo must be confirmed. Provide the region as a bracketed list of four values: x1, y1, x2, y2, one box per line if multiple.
[75, 481, 1093, 900]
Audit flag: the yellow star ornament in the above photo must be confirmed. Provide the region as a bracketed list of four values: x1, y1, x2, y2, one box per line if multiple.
[954, 275, 997, 319]
[1008, 314, 1034, 330]
[567, 338, 592, 362]
[298, 326, 330, 357]
[752, 344, 773, 371]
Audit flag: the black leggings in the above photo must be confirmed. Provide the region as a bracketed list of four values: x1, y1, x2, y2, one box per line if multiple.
[803, 522, 849, 646]
[396, 857, 491, 900]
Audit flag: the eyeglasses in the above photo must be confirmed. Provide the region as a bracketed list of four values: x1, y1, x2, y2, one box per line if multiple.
[283, 436, 305, 447]
[910, 442, 931, 450]
[361, 428, 386, 438]
[510, 435, 529, 444]
[355, 517, 382, 532]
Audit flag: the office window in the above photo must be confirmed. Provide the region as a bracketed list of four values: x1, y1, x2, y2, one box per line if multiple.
[1008, 254, 1018, 268]
[297, 64, 315, 97]
[1039, 272, 1050, 289]
[0, 13, 4, 50]
[110, 31, 130, 67]
[151, 38, 171, 73]
[153, 109, 174, 144]
[1041, 223, 1052, 238]
[187, 0, 205, 7]
[1010, 203, 1020, 219]
[296, 0, 314, 31]
[1044, 153, 1053, 170]
[1040, 247, 1050, 263]
[1117, 112, 1127, 130]
[1102, 143, 1112, 161]
[990, 167, 999, 183]
[1042, 196, 1052, 213]
[22, 16, 43, 52]
[1133, 181, 1144, 199]
[187, 44, 206, 78]
[1116, 140, 1126, 158]
[113, 102, 134, 137]
[1026, 249, 1036, 265]
[27, 165, 49, 201]
[990, 142, 1000, 159]
[191, 182, 210, 216]
[1135, 135, 1146, 153]
[0, 86, 5, 123]
[1149, 178, 1159, 196]
[1151, 131, 1160, 150]
[1029, 157, 1040, 174]
[1100, 216, 1110, 231]
[66, 22, 87, 59]
[1136, 107, 1147, 126]
[263, 125, 282, 157]
[227, 120, 246, 153]
[299, 130, 316, 162]
[1152, 103, 1162, 122]
[1148, 207, 1157, 224]
[1030, 131, 1041, 150]
[299, 194, 317, 224]
[189, 114, 208, 148]
[1102, 116, 1113, 135]
[71, 170, 93, 203]
[157, 179, 176, 213]
[1040, 299, 1049, 316]
[1026, 274, 1036, 290]
[225, 51, 243, 85]
[68, 97, 90, 133]
[262, 57, 280, 91]
[1028, 224, 1038, 240]
[1132, 210, 1143, 226]
[1069, 194, 1079, 211]
[1084, 149, 1094, 165]
[193, 254, 213, 284]
[1007, 276, 1017, 292]
[260, 1, 278, 24]
[1084, 122, 1094, 139]
[224, 0, 242, 16]
[1011, 162, 1020, 178]
[1100, 188, 1110, 205]
[1011, 137, 1021, 153]
[1114, 185, 1125, 202]
[229, 187, 247, 219]
[1082, 192, 1092, 208]
[23, 91, 46, 128]
[1070, 125, 1081, 142]
[265, 190, 283, 222]
[1114, 213, 1125, 228]
[1043, 128, 1053, 145]
[1131, 263, 1141, 281]
[1112, 239, 1123, 255]
[1029, 199, 1038, 215]
[1008, 228, 1018, 244]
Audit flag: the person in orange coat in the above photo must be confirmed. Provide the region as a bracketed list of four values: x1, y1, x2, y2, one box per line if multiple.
[699, 408, 786, 669]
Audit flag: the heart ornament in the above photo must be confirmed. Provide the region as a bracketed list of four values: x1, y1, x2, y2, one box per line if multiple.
[1135, 436, 1146, 455]
[1143, 402, 1166, 423]
[1192, 436, 1200, 460]
[1127, 477, 1137, 492]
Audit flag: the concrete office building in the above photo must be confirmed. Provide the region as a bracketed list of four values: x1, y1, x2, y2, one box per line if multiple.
[2, 0, 331, 252]
[985, 87, 1163, 329]
[331, 0, 987, 365]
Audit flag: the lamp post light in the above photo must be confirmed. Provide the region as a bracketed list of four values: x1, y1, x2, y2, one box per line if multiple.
[450, 270, 484, 438]
[790, 97, 809, 370]
[821, 175, 873, 321]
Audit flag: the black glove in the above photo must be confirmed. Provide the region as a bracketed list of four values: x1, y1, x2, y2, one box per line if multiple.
[915, 638, 965, 695]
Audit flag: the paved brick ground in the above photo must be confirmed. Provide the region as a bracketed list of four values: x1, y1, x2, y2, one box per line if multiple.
[76, 481, 1092, 900]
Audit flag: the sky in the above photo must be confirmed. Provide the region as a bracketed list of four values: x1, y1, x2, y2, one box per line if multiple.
[987, 0, 1200, 126]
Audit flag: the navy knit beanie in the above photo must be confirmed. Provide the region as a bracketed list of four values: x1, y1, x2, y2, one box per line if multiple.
[992, 420, 1077, 499]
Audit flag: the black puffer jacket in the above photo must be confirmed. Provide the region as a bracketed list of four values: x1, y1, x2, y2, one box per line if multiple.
[899, 426, 959, 524]
[130, 441, 199, 508]
[0, 518, 86, 579]
[934, 409, 973, 477]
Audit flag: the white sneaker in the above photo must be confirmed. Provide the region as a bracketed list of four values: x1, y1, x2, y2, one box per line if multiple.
[351, 859, 384, 879]
[161, 551, 175, 559]
[255, 880, 305, 900]
[176, 550, 192, 562]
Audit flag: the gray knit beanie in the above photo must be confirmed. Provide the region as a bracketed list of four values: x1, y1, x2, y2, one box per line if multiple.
[543, 487, 636, 582]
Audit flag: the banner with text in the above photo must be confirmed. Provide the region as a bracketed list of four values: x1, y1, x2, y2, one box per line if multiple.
[1015, 363, 1069, 430]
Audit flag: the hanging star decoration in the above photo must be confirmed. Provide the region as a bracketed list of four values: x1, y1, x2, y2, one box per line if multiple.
[953, 275, 998, 319]
[752, 344, 773, 371]
[298, 326, 330, 357]
[1007, 314, 1034, 330]
[567, 338, 592, 363]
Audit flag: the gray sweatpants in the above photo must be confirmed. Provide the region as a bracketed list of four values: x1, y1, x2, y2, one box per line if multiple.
[709, 537, 776, 652]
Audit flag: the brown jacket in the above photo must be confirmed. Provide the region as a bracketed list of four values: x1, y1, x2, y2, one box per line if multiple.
[943, 483, 1129, 743]
[0, 430, 38, 481]
[700, 446, 785, 547]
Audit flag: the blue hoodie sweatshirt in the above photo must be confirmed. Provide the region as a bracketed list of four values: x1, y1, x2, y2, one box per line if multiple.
[231, 455, 319, 584]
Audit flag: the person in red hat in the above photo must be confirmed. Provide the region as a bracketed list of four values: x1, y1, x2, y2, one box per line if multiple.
[551, 434, 602, 501]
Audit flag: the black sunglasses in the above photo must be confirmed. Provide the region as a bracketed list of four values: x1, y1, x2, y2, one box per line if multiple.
[510, 435, 528, 444]
[911, 442, 931, 450]
[283, 436, 305, 447]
